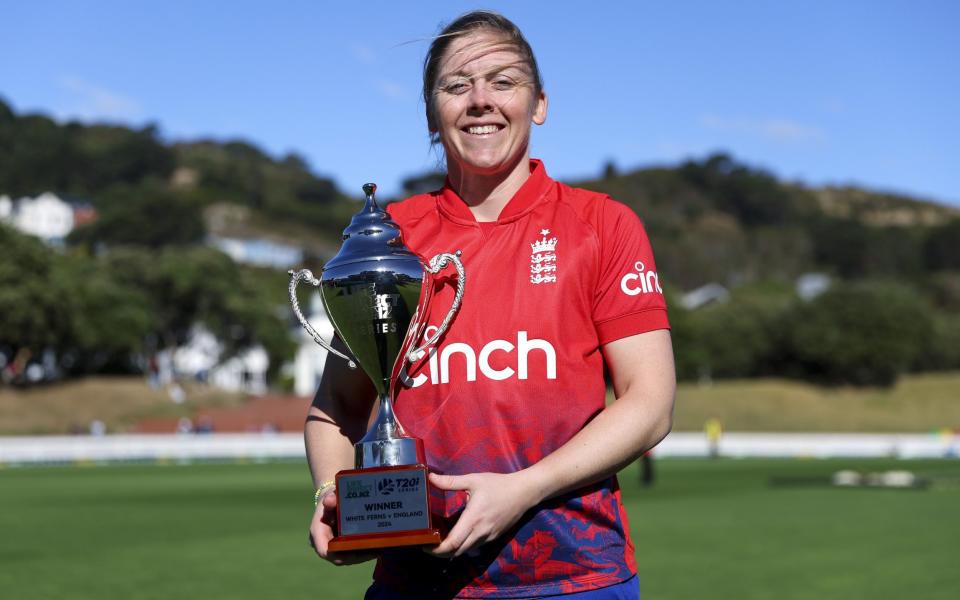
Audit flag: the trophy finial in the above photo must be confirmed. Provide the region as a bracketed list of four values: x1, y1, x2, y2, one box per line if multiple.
[362, 183, 377, 198]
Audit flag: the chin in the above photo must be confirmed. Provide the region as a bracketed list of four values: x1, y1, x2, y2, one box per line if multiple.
[456, 152, 524, 176]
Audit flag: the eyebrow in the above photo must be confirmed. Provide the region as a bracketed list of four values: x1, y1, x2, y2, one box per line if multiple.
[440, 63, 529, 81]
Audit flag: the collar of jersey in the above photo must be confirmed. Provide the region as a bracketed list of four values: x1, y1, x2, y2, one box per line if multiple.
[437, 159, 553, 226]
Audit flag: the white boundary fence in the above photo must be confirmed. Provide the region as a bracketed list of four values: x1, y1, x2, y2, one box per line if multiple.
[1, 432, 958, 465]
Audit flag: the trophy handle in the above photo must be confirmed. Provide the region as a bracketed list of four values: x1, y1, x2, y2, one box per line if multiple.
[405, 250, 465, 364]
[288, 268, 357, 369]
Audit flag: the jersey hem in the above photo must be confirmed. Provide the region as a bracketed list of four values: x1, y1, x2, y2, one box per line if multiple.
[448, 570, 638, 599]
[596, 308, 670, 345]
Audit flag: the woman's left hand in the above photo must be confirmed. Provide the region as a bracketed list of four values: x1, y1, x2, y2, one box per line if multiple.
[426, 470, 542, 558]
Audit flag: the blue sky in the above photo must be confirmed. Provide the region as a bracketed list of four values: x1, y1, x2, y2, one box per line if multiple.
[3, 1, 958, 205]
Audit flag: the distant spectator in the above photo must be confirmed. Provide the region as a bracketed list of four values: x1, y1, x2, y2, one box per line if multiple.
[639, 450, 655, 487]
[176, 417, 194, 434]
[167, 383, 186, 404]
[147, 354, 160, 389]
[89, 419, 106, 437]
[195, 416, 214, 434]
[705, 417, 723, 458]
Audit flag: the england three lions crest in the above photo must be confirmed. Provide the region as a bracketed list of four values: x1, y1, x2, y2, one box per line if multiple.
[530, 229, 557, 284]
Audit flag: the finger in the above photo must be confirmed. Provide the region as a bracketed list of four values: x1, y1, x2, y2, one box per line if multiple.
[328, 550, 380, 566]
[430, 516, 472, 557]
[319, 493, 338, 527]
[429, 472, 472, 491]
[429, 533, 461, 557]
[454, 528, 485, 558]
[310, 513, 336, 556]
[321, 490, 338, 508]
[310, 528, 332, 558]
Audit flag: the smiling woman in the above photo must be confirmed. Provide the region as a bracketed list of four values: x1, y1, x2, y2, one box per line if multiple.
[421, 14, 548, 222]
[430, 31, 548, 221]
[305, 10, 676, 600]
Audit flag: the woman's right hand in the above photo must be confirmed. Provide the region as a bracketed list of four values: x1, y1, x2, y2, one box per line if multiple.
[309, 489, 379, 565]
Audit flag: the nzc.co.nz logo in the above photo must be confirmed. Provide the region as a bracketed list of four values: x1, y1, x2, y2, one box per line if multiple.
[620, 261, 662, 296]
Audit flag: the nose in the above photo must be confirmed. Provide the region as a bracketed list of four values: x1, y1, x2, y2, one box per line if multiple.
[467, 81, 494, 114]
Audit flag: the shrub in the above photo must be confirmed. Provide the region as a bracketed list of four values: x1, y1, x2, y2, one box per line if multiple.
[783, 281, 932, 387]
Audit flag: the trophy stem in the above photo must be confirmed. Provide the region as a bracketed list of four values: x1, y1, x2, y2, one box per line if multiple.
[354, 392, 425, 469]
[373, 392, 402, 439]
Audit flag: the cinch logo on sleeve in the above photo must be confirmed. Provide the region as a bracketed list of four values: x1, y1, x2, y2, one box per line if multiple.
[620, 261, 663, 296]
[400, 329, 557, 388]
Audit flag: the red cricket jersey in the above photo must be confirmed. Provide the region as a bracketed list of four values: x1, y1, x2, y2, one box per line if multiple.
[377, 160, 669, 598]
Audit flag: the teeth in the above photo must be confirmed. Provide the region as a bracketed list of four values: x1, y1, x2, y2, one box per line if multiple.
[467, 125, 499, 135]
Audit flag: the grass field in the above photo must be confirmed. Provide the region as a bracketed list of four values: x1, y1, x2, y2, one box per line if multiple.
[1, 458, 958, 599]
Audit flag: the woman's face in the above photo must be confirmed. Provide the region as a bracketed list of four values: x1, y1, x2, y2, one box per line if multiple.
[433, 31, 547, 176]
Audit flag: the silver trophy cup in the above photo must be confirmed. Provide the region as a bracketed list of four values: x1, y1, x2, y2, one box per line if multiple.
[288, 183, 464, 550]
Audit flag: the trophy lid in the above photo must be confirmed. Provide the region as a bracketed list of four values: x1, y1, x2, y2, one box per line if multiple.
[323, 183, 419, 271]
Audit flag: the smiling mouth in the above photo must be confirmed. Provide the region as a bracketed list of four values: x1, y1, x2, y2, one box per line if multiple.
[462, 124, 504, 135]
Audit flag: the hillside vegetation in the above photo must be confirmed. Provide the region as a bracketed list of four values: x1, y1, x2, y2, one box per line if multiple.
[2, 98, 959, 388]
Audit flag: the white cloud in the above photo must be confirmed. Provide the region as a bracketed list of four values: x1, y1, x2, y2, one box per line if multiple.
[377, 79, 406, 100]
[700, 114, 824, 143]
[56, 76, 142, 122]
[351, 44, 377, 64]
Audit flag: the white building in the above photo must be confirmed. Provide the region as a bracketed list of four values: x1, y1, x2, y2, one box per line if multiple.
[681, 283, 730, 310]
[209, 235, 304, 269]
[0, 192, 75, 244]
[796, 272, 832, 300]
[172, 323, 269, 395]
[293, 294, 335, 397]
[209, 346, 269, 396]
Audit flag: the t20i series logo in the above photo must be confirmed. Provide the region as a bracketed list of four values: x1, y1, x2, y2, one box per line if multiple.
[620, 261, 663, 296]
[376, 476, 422, 496]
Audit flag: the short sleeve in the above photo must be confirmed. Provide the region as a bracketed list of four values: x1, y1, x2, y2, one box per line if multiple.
[592, 199, 670, 344]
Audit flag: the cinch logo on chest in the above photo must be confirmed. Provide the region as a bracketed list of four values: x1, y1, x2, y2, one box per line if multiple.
[400, 330, 557, 388]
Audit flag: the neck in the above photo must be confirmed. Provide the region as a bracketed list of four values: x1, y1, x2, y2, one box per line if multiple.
[446, 153, 531, 222]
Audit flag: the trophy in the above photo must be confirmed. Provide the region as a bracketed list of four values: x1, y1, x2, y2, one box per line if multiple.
[289, 183, 464, 552]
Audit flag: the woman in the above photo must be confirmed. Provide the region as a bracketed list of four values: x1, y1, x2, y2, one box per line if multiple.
[306, 11, 675, 599]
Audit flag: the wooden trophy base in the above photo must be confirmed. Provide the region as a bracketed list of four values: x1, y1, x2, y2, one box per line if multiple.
[328, 529, 442, 552]
[328, 464, 442, 553]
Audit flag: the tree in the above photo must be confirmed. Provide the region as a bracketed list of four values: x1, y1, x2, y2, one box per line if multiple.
[679, 153, 807, 227]
[69, 184, 205, 249]
[784, 281, 931, 387]
[691, 295, 788, 379]
[0, 225, 153, 376]
[924, 218, 960, 270]
[53, 255, 154, 373]
[401, 171, 447, 197]
[103, 247, 294, 378]
[0, 225, 68, 351]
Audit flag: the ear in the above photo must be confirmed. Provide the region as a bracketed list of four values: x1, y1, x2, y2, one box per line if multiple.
[532, 90, 548, 125]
